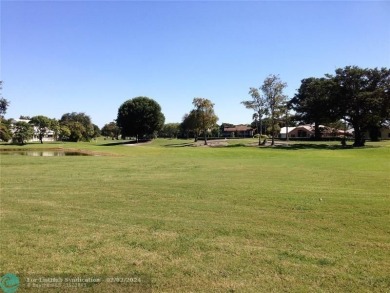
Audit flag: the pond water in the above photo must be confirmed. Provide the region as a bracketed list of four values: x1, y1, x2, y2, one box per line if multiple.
[0, 151, 93, 156]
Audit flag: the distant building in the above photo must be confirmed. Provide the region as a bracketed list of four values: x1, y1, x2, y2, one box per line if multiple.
[221, 124, 254, 138]
[10, 119, 55, 142]
[280, 125, 313, 139]
[280, 124, 351, 139]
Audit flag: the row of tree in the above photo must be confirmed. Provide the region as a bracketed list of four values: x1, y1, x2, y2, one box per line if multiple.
[1, 66, 389, 146]
[115, 96, 219, 145]
[110, 66, 390, 147]
[0, 112, 100, 144]
[240, 67, 390, 147]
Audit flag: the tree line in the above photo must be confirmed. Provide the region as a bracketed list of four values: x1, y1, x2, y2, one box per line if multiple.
[0, 111, 100, 144]
[114, 66, 389, 147]
[1, 65, 389, 146]
[291, 66, 390, 146]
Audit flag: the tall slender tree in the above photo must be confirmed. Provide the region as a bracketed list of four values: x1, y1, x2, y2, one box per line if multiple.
[261, 75, 288, 146]
[241, 88, 267, 145]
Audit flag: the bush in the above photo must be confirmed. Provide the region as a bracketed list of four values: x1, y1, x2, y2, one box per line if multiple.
[254, 134, 269, 139]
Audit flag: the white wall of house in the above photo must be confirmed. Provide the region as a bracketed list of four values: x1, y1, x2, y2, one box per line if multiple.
[11, 119, 55, 142]
[280, 127, 296, 139]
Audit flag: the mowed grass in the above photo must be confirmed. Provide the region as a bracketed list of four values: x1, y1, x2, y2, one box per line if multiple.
[1, 139, 389, 292]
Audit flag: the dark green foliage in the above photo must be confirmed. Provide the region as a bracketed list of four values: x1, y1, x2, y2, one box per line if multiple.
[50, 119, 60, 141]
[117, 97, 165, 139]
[291, 77, 338, 140]
[60, 112, 95, 142]
[293, 66, 390, 147]
[0, 81, 9, 117]
[101, 122, 120, 139]
[0, 98, 9, 117]
[181, 110, 201, 141]
[92, 124, 101, 138]
[332, 66, 390, 147]
[159, 123, 181, 138]
[0, 123, 12, 141]
[29, 115, 51, 143]
[59, 125, 71, 141]
[12, 121, 34, 144]
[368, 126, 381, 141]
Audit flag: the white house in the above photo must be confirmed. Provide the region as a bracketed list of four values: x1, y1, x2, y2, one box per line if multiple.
[280, 124, 351, 139]
[11, 119, 55, 142]
[279, 125, 314, 139]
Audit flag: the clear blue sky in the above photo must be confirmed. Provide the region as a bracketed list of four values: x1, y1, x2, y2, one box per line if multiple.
[2, 1, 389, 127]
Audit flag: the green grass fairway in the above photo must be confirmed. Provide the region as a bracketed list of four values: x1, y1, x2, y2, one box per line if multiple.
[1, 139, 389, 292]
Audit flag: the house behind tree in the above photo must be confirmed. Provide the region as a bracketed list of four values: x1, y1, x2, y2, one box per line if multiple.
[221, 124, 254, 138]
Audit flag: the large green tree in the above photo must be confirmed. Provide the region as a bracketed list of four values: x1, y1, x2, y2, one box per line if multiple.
[60, 112, 94, 142]
[13, 121, 34, 145]
[291, 77, 338, 140]
[261, 75, 288, 146]
[292, 66, 390, 146]
[29, 115, 52, 143]
[101, 122, 120, 139]
[192, 98, 218, 145]
[331, 66, 390, 146]
[117, 97, 165, 141]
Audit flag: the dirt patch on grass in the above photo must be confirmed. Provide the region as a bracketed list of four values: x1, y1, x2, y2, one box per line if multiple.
[193, 140, 229, 147]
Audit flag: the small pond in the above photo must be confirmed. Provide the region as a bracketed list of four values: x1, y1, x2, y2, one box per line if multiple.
[0, 151, 94, 156]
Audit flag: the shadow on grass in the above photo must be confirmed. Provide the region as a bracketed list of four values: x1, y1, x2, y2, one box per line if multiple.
[221, 142, 377, 150]
[97, 140, 133, 147]
[162, 142, 366, 150]
[226, 143, 247, 148]
[163, 142, 195, 147]
[98, 140, 151, 147]
[271, 143, 373, 150]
